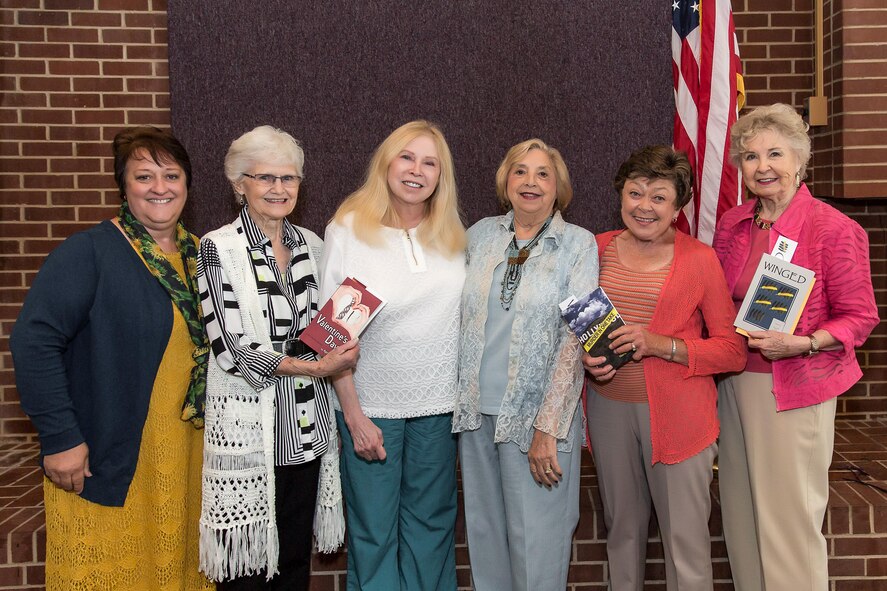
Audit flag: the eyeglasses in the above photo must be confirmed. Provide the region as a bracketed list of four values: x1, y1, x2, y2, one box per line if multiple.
[241, 172, 302, 188]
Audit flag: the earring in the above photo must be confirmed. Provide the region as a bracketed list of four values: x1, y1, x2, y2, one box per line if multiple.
[672, 215, 679, 224]
[237, 193, 245, 206]
[795, 171, 801, 188]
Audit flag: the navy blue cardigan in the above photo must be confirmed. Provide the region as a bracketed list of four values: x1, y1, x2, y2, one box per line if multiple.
[10, 220, 174, 506]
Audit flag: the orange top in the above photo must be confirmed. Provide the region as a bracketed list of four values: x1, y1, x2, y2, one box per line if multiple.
[584, 230, 747, 465]
[593, 241, 670, 403]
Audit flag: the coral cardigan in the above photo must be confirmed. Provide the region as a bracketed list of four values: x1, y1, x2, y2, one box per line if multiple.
[586, 230, 746, 465]
[713, 184, 878, 411]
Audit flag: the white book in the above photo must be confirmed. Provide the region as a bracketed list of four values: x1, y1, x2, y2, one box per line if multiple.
[734, 253, 816, 335]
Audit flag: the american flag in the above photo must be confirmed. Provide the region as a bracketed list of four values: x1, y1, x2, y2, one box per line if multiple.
[672, 0, 746, 245]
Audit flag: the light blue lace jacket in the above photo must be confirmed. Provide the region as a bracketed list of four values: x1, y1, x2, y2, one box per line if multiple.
[453, 211, 598, 452]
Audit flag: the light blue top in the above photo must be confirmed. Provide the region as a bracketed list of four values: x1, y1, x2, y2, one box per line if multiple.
[453, 211, 599, 453]
[478, 239, 529, 414]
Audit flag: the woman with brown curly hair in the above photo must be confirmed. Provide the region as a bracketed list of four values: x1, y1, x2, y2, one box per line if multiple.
[584, 146, 745, 591]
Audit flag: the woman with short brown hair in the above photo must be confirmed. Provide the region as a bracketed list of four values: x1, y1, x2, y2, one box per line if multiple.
[585, 145, 744, 591]
[11, 126, 213, 590]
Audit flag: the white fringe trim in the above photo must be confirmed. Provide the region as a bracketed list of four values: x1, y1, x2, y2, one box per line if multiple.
[313, 398, 345, 553]
[313, 500, 345, 553]
[199, 519, 279, 582]
[203, 450, 264, 471]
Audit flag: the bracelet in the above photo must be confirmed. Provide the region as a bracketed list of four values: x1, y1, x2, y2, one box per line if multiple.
[807, 334, 820, 356]
[669, 337, 676, 361]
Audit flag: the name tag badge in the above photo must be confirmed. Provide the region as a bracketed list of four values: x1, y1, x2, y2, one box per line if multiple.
[771, 236, 798, 262]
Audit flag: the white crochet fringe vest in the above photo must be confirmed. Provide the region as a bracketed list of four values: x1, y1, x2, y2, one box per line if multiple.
[198, 223, 344, 582]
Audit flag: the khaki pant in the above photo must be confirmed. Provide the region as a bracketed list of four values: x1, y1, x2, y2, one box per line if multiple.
[718, 372, 835, 591]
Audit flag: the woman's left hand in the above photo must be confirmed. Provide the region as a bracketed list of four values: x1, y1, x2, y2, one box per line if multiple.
[746, 330, 809, 360]
[528, 429, 561, 487]
[607, 324, 661, 362]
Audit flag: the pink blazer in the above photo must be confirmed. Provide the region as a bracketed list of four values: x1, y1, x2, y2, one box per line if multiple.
[713, 184, 878, 411]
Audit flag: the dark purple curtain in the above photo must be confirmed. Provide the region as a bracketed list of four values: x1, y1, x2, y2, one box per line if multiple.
[168, 1, 672, 237]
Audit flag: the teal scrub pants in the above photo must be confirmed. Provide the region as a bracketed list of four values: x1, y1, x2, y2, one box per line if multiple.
[337, 411, 458, 591]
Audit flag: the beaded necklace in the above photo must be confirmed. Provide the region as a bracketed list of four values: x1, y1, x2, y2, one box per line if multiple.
[753, 200, 774, 230]
[500, 216, 552, 310]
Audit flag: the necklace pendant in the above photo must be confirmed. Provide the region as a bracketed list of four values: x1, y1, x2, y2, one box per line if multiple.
[500, 215, 552, 311]
[507, 249, 530, 266]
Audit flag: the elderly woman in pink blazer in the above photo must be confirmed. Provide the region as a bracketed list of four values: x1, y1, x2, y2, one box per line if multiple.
[713, 103, 878, 591]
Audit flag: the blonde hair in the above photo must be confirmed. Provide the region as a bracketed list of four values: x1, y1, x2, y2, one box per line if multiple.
[495, 139, 573, 212]
[332, 120, 465, 255]
[730, 103, 812, 180]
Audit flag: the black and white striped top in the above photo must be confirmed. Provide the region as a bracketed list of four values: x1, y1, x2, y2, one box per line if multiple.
[199, 207, 330, 466]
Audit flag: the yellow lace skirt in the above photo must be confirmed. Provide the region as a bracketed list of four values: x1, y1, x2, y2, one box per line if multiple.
[44, 299, 213, 591]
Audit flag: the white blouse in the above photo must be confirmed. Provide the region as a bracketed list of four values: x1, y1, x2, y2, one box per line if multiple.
[319, 214, 465, 419]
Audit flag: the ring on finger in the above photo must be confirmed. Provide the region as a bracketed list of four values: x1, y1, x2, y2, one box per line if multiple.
[544, 468, 553, 474]
[630, 343, 637, 352]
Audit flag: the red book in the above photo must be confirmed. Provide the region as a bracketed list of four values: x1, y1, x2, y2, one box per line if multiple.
[299, 277, 386, 355]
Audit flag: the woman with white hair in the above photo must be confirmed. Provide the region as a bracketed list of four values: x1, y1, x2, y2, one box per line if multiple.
[197, 125, 359, 590]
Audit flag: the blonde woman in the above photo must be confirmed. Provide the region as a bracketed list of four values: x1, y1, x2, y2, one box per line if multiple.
[319, 120, 466, 590]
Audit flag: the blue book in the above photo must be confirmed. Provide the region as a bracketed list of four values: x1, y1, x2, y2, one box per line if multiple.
[560, 287, 632, 370]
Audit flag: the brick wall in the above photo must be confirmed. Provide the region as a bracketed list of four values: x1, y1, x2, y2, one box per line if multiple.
[0, 2, 885, 435]
[0, 0, 171, 438]
[734, 0, 815, 114]
[814, 0, 887, 198]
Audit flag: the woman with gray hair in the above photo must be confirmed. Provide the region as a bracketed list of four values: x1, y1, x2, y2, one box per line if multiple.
[197, 125, 359, 590]
[713, 104, 878, 590]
